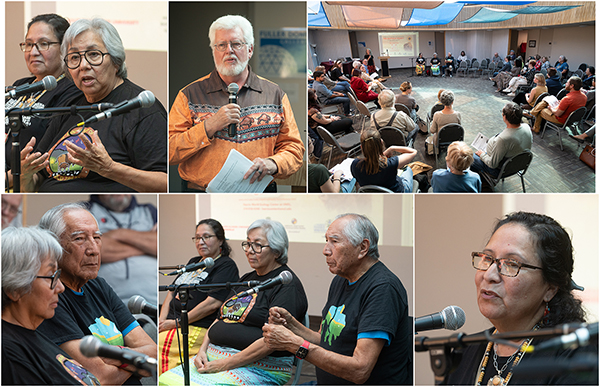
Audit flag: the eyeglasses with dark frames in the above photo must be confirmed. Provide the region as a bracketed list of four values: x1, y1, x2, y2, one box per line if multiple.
[20, 41, 60, 52]
[472, 252, 542, 277]
[192, 235, 216, 243]
[36, 269, 62, 290]
[64, 49, 110, 69]
[241, 241, 270, 254]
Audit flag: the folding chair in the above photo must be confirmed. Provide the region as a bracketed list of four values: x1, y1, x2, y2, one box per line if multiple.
[541, 107, 587, 150]
[479, 150, 533, 193]
[316, 126, 361, 168]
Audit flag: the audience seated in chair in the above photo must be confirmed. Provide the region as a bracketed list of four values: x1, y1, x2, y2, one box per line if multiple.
[491, 56, 511, 77]
[582, 66, 595, 90]
[513, 73, 547, 108]
[312, 70, 350, 116]
[329, 59, 351, 83]
[371, 90, 417, 143]
[307, 139, 354, 193]
[314, 65, 352, 95]
[545, 67, 563, 96]
[350, 129, 417, 193]
[457, 51, 468, 65]
[472, 102, 532, 179]
[428, 90, 462, 147]
[308, 88, 353, 136]
[502, 60, 536, 96]
[530, 76, 587, 133]
[556, 55, 569, 80]
[443, 52, 456, 77]
[491, 57, 521, 92]
[350, 69, 379, 106]
[431, 141, 481, 193]
[395, 82, 418, 122]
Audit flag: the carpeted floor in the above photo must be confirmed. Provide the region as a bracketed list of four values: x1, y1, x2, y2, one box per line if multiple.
[317, 68, 595, 193]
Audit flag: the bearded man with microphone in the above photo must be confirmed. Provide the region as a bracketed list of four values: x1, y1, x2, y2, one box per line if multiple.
[16, 17, 167, 193]
[169, 14, 304, 192]
[37, 202, 157, 385]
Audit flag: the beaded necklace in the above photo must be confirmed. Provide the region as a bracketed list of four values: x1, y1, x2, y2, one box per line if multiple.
[474, 325, 539, 386]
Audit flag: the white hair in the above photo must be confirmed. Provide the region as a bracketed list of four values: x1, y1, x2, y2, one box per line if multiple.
[209, 15, 254, 48]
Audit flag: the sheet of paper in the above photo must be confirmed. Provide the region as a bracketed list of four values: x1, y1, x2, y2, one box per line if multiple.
[330, 158, 355, 182]
[543, 95, 560, 110]
[471, 132, 489, 152]
[207, 149, 273, 193]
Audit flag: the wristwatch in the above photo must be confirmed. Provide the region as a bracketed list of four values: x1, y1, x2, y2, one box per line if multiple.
[295, 340, 310, 360]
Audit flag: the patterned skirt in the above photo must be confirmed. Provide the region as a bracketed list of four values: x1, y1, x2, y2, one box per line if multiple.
[159, 343, 293, 386]
[158, 325, 208, 374]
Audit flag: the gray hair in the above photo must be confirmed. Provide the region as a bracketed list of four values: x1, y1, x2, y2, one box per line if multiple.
[209, 15, 254, 48]
[247, 219, 288, 265]
[378, 89, 395, 108]
[2, 227, 63, 307]
[62, 18, 127, 79]
[335, 213, 379, 259]
[440, 90, 455, 106]
[38, 202, 91, 239]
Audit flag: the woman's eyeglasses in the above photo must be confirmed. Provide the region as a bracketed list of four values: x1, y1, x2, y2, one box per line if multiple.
[36, 269, 62, 290]
[20, 41, 59, 52]
[64, 50, 110, 69]
[472, 252, 542, 277]
[241, 241, 270, 254]
[192, 235, 216, 243]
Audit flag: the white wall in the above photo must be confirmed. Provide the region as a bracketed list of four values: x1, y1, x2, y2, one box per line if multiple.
[547, 25, 595, 68]
[492, 29, 510, 59]
[308, 29, 351, 68]
[446, 30, 508, 63]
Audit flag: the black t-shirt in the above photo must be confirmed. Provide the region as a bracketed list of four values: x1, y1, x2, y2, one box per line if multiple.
[416, 57, 426, 65]
[316, 261, 410, 385]
[5, 76, 83, 169]
[446, 328, 599, 385]
[35, 78, 167, 192]
[2, 320, 100, 385]
[330, 67, 343, 82]
[446, 56, 455, 66]
[208, 265, 308, 356]
[166, 255, 239, 328]
[38, 277, 141, 385]
[308, 163, 331, 192]
[431, 58, 441, 65]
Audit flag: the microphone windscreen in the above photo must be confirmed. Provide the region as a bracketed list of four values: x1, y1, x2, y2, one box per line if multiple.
[227, 83, 239, 95]
[280, 270, 293, 285]
[139, 90, 155, 108]
[43, 75, 58, 91]
[127, 295, 144, 314]
[80, 335, 100, 357]
[203, 257, 215, 269]
[442, 305, 466, 330]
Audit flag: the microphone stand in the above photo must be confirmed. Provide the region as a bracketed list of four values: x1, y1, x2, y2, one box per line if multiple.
[410, 57, 415, 77]
[158, 281, 260, 385]
[416, 324, 591, 385]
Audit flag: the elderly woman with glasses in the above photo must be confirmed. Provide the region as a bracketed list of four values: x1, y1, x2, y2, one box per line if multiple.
[19, 17, 167, 193]
[447, 212, 597, 385]
[158, 219, 240, 374]
[160, 219, 308, 386]
[5, 14, 82, 179]
[2, 227, 99, 385]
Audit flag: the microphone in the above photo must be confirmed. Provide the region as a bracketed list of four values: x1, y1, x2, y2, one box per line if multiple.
[530, 322, 598, 352]
[228, 271, 293, 304]
[227, 83, 239, 137]
[165, 257, 214, 276]
[80, 335, 156, 373]
[5, 75, 57, 99]
[82, 90, 155, 125]
[415, 305, 466, 333]
[127, 295, 158, 317]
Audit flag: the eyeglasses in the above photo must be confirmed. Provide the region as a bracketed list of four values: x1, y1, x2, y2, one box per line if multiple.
[64, 49, 110, 69]
[213, 41, 247, 52]
[1, 200, 22, 216]
[241, 241, 270, 254]
[472, 252, 543, 277]
[20, 41, 60, 52]
[192, 235, 216, 243]
[36, 269, 62, 290]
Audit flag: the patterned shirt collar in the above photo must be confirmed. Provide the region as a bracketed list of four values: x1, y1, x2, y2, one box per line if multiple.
[205, 66, 263, 94]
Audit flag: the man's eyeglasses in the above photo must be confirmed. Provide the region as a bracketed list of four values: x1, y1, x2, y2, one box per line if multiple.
[241, 241, 270, 254]
[472, 252, 543, 277]
[36, 269, 62, 290]
[20, 41, 60, 52]
[213, 41, 247, 52]
[192, 235, 216, 243]
[64, 50, 110, 69]
[2, 200, 22, 216]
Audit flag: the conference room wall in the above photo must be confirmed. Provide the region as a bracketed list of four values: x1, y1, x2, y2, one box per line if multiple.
[5, 1, 168, 110]
[414, 194, 599, 385]
[446, 29, 509, 62]
[158, 194, 414, 318]
[355, 30, 437, 70]
[308, 29, 352, 67]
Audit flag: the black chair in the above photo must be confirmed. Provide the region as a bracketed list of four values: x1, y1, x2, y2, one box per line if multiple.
[435, 123, 464, 168]
[525, 92, 549, 127]
[479, 150, 533, 193]
[579, 63, 588, 72]
[541, 107, 587, 150]
[395, 103, 411, 118]
[468, 60, 480, 77]
[316, 126, 361, 168]
[456, 60, 469, 77]
[358, 185, 394, 193]
[556, 88, 568, 100]
[379, 126, 407, 147]
[427, 104, 445, 132]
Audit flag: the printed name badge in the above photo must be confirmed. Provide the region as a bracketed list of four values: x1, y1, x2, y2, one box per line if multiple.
[46, 127, 93, 181]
